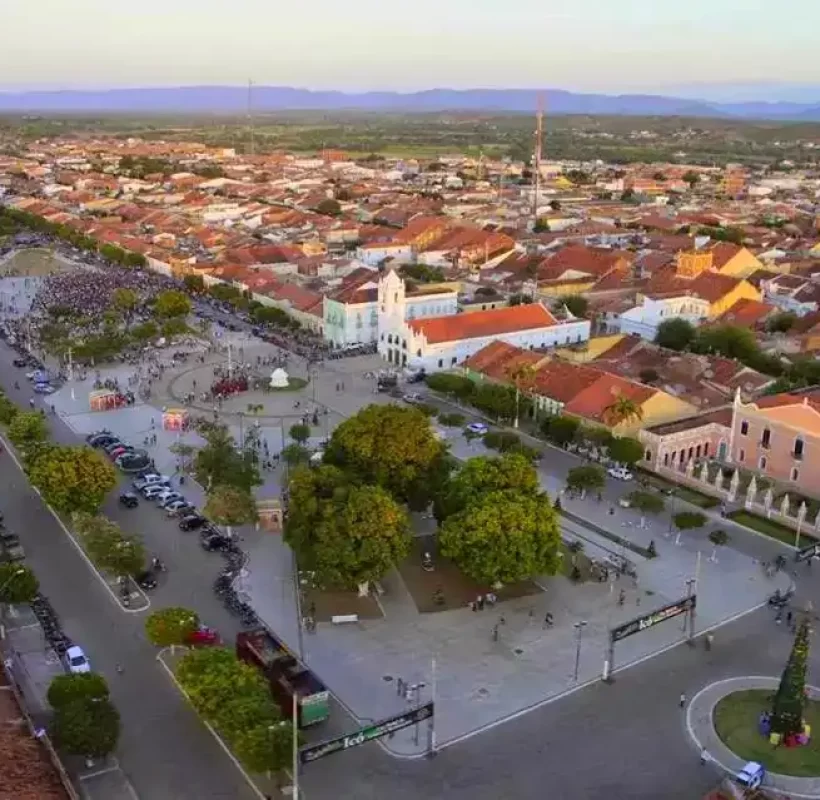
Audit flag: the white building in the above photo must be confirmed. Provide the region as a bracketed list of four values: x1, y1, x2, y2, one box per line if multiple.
[616, 293, 710, 340]
[377, 271, 590, 371]
[323, 270, 458, 349]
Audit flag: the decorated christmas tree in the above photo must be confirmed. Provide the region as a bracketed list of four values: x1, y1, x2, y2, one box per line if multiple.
[770, 615, 811, 737]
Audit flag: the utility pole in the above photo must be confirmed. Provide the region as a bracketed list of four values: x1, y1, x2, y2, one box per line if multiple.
[292, 692, 299, 800]
[247, 78, 255, 157]
[532, 93, 544, 230]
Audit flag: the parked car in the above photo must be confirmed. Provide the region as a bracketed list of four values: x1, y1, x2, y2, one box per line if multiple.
[12, 357, 27, 367]
[89, 434, 119, 448]
[608, 467, 634, 481]
[157, 492, 184, 508]
[33, 382, 55, 394]
[142, 485, 167, 499]
[201, 532, 231, 551]
[119, 457, 152, 474]
[86, 430, 112, 443]
[402, 392, 423, 404]
[133, 474, 170, 491]
[166, 501, 195, 518]
[108, 446, 133, 460]
[179, 514, 207, 531]
[186, 626, 220, 646]
[103, 441, 126, 455]
[464, 422, 489, 436]
[64, 645, 90, 674]
[119, 492, 139, 509]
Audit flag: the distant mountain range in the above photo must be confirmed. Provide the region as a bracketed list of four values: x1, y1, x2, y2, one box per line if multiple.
[1, 86, 820, 121]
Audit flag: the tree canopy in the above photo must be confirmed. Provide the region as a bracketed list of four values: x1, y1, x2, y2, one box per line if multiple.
[29, 446, 118, 515]
[434, 452, 539, 522]
[566, 465, 605, 494]
[323, 404, 449, 507]
[439, 490, 560, 586]
[608, 436, 644, 466]
[72, 512, 146, 577]
[154, 289, 192, 319]
[204, 485, 258, 534]
[673, 511, 706, 530]
[285, 465, 411, 589]
[145, 607, 200, 648]
[541, 415, 581, 446]
[0, 563, 38, 604]
[555, 295, 588, 318]
[7, 410, 48, 452]
[47, 673, 109, 710]
[51, 696, 120, 759]
[655, 318, 696, 352]
[194, 423, 260, 492]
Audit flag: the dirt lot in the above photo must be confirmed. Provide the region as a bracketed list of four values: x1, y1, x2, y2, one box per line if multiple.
[303, 586, 383, 622]
[1, 248, 71, 277]
[398, 536, 542, 613]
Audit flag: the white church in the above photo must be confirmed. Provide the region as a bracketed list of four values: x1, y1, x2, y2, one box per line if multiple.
[376, 270, 591, 373]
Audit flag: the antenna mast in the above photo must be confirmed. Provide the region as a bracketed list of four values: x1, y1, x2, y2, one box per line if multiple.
[532, 92, 543, 229]
[247, 78, 255, 156]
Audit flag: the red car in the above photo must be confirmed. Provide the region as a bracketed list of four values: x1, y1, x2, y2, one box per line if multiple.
[186, 626, 220, 647]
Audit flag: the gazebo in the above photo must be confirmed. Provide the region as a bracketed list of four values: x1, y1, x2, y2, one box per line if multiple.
[89, 389, 118, 412]
[162, 408, 190, 432]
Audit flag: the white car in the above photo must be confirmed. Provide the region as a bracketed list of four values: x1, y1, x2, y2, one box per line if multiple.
[608, 467, 634, 481]
[157, 492, 184, 508]
[464, 422, 488, 436]
[402, 392, 423, 404]
[133, 473, 170, 491]
[142, 484, 167, 499]
[165, 499, 192, 516]
[65, 645, 90, 674]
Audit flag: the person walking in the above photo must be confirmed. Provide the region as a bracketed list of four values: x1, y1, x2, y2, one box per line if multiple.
[679, 692, 686, 708]
[700, 748, 709, 765]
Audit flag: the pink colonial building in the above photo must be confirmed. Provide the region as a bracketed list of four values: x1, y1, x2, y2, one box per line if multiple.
[640, 408, 732, 473]
[640, 387, 820, 500]
[729, 389, 820, 496]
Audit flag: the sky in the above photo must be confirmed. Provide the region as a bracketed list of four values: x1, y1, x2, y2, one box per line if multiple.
[2, 0, 819, 99]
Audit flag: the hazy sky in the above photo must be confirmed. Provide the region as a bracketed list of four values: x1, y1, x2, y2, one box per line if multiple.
[2, 0, 819, 96]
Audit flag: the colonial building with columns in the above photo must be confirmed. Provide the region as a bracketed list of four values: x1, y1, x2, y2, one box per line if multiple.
[377, 270, 590, 372]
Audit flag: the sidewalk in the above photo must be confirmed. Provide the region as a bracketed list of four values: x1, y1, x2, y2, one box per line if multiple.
[687, 676, 820, 798]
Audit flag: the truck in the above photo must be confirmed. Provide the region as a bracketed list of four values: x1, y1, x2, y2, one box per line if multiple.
[236, 628, 330, 727]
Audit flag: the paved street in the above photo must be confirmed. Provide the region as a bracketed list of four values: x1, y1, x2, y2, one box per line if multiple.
[0, 340, 258, 800]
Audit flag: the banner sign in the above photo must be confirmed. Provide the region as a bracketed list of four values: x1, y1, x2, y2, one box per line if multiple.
[299, 703, 434, 764]
[610, 595, 696, 643]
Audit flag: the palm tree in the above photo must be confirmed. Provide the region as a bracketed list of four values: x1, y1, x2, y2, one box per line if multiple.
[602, 393, 644, 430]
[507, 363, 538, 429]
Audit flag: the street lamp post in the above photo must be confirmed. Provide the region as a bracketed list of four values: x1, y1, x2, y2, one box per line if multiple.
[573, 621, 587, 683]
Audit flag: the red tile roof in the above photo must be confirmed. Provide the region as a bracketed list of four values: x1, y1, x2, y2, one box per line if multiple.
[463, 341, 543, 380]
[564, 374, 656, 424]
[409, 303, 557, 345]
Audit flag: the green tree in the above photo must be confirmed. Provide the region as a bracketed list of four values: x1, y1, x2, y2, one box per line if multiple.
[626, 490, 665, 527]
[111, 288, 138, 315]
[169, 441, 196, 473]
[194, 423, 260, 492]
[154, 289, 192, 319]
[682, 170, 700, 188]
[204, 484, 258, 537]
[440, 490, 560, 586]
[695, 324, 758, 362]
[507, 362, 538, 429]
[232, 720, 292, 774]
[161, 318, 189, 338]
[673, 511, 706, 531]
[608, 436, 644, 466]
[471, 382, 524, 424]
[555, 295, 588, 318]
[324, 404, 448, 506]
[289, 423, 311, 445]
[601, 395, 644, 429]
[29, 446, 117, 515]
[0, 563, 38, 604]
[0, 393, 19, 424]
[145, 607, 200, 648]
[281, 443, 311, 467]
[285, 467, 411, 589]
[566, 465, 605, 496]
[316, 198, 341, 216]
[542, 415, 581, 447]
[72, 513, 145, 577]
[771, 615, 811, 737]
[425, 373, 476, 401]
[7, 410, 48, 451]
[51, 697, 120, 759]
[655, 318, 696, 352]
[47, 673, 109, 709]
[767, 312, 797, 334]
[434, 452, 538, 522]
[183, 274, 205, 294]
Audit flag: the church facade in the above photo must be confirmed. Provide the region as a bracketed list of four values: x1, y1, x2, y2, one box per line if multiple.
[377, 271, 591, 372]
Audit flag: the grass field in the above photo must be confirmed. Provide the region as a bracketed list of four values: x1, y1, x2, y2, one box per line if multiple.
[714, 689, 820, 776]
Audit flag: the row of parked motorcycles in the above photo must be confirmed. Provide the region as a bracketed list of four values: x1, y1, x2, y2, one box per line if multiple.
[31, 593, 72, 656]
[210, 540, 260, 629]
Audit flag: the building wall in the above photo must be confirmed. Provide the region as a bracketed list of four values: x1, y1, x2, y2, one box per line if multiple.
[535, 280, 596, 298]
[708, 280, 762, 318]
[552, 334, 626, 363]
[323, 297, 379, 347]
[631, 393, 698, 435]
[618, 295, 709, 340]
[640, 422, 730, 472]
[355, 244, 413, 266]
[380, 319, 591, 372]
[730, 403, 817, 495]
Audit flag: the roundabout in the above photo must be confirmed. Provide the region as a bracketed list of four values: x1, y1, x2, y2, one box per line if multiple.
[688, 677, 820, 797]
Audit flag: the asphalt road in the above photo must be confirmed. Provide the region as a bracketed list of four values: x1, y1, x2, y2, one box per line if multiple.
[0, 342, 258, 800]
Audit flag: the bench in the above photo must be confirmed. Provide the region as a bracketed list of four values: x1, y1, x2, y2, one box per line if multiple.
[331, 614, 359, 625]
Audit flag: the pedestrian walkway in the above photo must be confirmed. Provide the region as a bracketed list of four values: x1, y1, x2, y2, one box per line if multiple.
[687, 676, 820, 798]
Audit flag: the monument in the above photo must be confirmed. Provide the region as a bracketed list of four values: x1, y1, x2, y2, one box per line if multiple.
[270, 368, 289, 389]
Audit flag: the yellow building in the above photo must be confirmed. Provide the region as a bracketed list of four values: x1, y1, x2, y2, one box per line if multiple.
[710, 243, 763, 279]
[553, 334, 626, 363]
